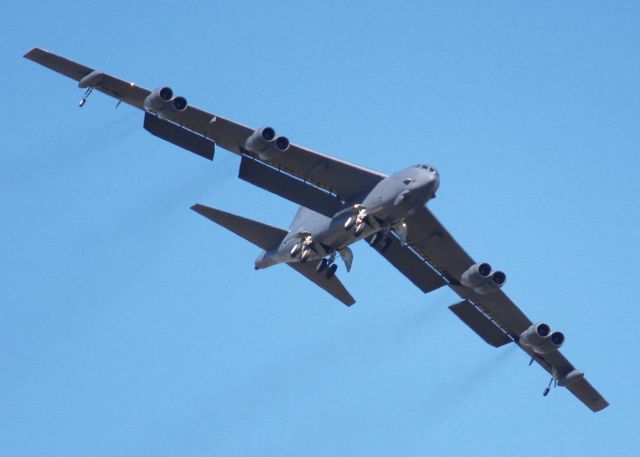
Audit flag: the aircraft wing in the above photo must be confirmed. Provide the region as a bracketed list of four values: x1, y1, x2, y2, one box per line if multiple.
[24, 47, 385, 202]
[403, 206, 609, 412]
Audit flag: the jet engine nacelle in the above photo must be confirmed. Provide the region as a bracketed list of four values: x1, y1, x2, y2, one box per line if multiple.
[143, 87, 188, 117]
[519, 323, 565, 354]
[460, 262, 506, 294]
[244, 126, 290, 161]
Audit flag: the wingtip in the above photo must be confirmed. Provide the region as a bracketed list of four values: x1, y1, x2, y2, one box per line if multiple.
[23, 47, 44, 60]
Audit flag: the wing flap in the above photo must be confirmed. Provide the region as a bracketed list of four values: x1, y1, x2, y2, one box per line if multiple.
[449, 300, 512, 347]
[144, 112, 215, 160]
[239, 156, 343, 217]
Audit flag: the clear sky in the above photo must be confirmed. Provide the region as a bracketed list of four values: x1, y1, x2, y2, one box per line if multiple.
[2, 1, 639, 456]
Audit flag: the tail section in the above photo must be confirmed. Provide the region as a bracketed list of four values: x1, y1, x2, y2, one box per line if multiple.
[191, 204, 287, 250]
[191, 204, 356, 306]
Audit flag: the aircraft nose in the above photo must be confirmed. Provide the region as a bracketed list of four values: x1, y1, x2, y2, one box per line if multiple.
[431, 168, 440, 193]
[418, 167, 439, 197]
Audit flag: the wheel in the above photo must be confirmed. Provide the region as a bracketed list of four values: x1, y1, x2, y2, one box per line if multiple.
[326, 263, 338, 279]
[316, 258, 329, 273]
[354, 223, 365, 236]
[344, 216, 355, 230]
[300, 249, 310, 263]
[369, 232, 380, 247]
[290, 243, 300, 257]
[380, 236, 391, 253]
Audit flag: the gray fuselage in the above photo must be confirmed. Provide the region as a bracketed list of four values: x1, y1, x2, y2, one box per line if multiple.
[255, 164, 439, 269]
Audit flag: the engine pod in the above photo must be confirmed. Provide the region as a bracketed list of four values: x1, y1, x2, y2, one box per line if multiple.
[461, 263, 506, 294]
[144, 86, 174, 112]
[461, 263, 492, 287]
[244, 127, 276, 153]
[519, 323, 551, 348]
[258, 136, 289, 161]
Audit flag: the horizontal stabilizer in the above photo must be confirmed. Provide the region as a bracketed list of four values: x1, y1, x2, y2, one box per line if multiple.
[191, 204, 286, 250]
[144, 112, 214, 160]
[192, 204, 355, 306]
[288, 262, 355, 306]
[449, 300, 512, 347]
[239, 156, 344, 218]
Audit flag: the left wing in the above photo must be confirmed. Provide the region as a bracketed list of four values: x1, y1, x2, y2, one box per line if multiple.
[24, 47, 385, 202]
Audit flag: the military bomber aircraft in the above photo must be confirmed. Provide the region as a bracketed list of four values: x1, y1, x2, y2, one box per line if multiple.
[25, 47, 609, 412]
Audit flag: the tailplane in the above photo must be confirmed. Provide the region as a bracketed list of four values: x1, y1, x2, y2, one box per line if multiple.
[191, 204, 356, 306]
[191, 204, 286, 250]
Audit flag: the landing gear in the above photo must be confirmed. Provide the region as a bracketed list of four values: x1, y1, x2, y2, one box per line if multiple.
[316, 258, 329, 273]
[369, 232, 392, 252]
[344, 216, 355, 231]
[543, 371, 558, 397]
[345, 206, 368, 237]
[291, 235, 314, 261]
[299, 235, 313, 262]
[316, 255, 339, 279]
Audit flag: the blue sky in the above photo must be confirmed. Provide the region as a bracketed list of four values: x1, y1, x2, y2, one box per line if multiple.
[2, 1, 639, 456]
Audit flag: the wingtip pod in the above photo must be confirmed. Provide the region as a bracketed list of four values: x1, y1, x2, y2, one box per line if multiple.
[557, 369, 584, 387]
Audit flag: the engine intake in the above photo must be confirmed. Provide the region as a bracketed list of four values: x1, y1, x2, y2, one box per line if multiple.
[143, 87, 188, 118]
[144, 86, 173, 112]
[519, 323, 564, 354]
[259, 136, 290, 160]
[244, 127, 276, 153]
[172, 96, 188, 112]
[244, 126, 289, 161]
[460, 262, 506, 294]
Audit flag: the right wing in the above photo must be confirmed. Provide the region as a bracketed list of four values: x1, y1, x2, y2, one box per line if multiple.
[368, 232, 447, 294]
[403, 206, 609, 412]
[25, 47, 385, 202]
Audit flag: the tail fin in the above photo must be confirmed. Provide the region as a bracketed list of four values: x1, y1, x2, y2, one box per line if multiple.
[191, 204, 356, 306]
